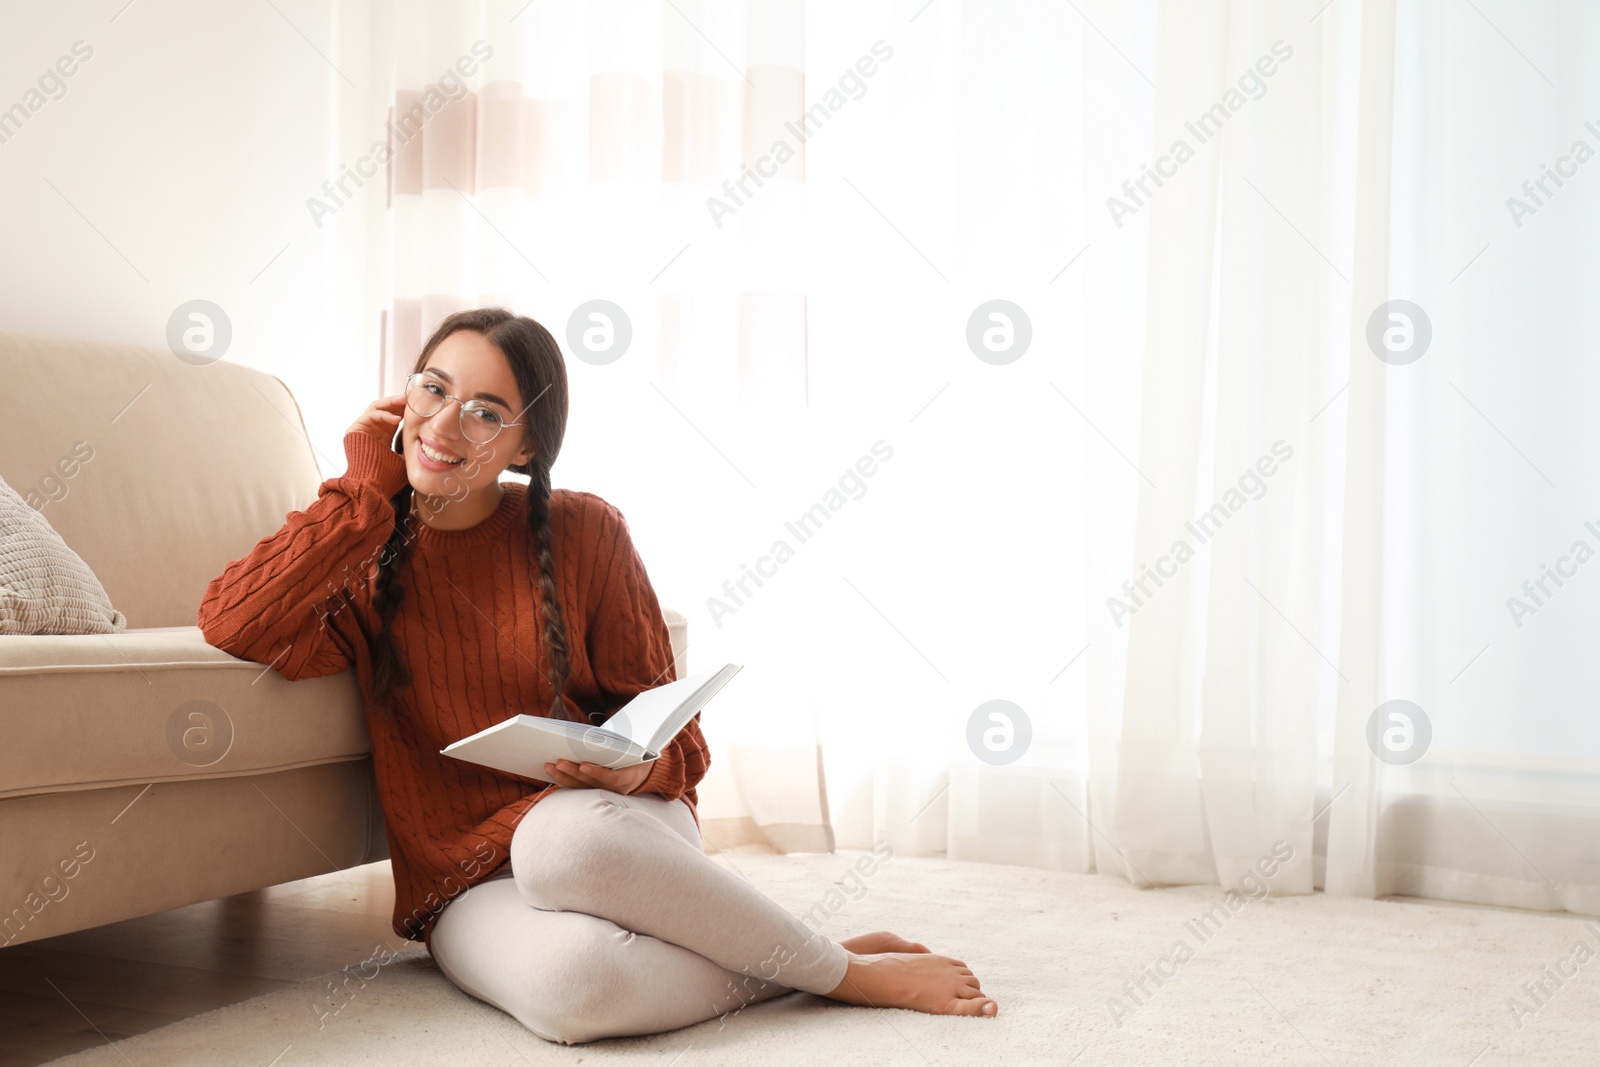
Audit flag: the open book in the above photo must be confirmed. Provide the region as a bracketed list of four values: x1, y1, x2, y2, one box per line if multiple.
[440, 663, 741, 785]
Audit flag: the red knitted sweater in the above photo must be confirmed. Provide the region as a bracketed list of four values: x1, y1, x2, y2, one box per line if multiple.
[197, 430, 710, 946]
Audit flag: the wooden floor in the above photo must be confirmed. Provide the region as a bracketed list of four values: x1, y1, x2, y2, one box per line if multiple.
[0, 860, 402, 1067]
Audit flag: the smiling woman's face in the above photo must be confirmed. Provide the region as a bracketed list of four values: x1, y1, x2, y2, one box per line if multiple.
[401, 330, 532, 515]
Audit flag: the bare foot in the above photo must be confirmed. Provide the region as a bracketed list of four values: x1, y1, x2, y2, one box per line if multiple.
[825, 951, 998, 1017]
[839, 931, 930, 955]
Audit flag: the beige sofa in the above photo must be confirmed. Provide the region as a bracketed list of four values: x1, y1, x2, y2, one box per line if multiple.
[0, 330, 687, 949]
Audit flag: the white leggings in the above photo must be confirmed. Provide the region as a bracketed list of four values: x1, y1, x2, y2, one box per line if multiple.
[427, 787, 852, 1045]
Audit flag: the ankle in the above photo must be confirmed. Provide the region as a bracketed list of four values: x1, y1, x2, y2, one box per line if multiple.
[827, 952, 869, 997]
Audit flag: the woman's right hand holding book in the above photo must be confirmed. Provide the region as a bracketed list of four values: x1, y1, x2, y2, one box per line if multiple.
[541, 758, 654, 795]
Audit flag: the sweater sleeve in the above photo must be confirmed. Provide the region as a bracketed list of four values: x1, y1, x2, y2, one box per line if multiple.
[585, 499, 711, 805]
[197, 430, 411, 681]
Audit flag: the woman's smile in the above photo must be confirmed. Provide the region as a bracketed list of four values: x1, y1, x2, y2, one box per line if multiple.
[417, 436, 466, 469]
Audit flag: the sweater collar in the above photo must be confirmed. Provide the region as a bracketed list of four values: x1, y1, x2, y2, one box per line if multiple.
[412, 480, 525, 550]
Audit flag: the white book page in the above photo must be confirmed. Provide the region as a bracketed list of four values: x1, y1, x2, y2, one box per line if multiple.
[438, 664, 740, 782]
[440, 715, 650, 784]
[598, 665, 740, 754]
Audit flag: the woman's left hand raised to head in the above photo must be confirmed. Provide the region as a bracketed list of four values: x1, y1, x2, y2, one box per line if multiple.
[543, 758, 652, 795]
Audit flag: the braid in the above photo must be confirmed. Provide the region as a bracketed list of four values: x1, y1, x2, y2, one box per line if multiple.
[370, 484, 418, 708]
[525, 462, 580, 723]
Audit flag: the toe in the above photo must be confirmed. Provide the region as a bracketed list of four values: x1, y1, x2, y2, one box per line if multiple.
[947, 994, 994, 1016]
[962, 991, 998, 1017]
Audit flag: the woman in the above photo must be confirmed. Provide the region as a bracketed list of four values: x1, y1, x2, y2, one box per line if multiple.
[197, 308, 998, 1044]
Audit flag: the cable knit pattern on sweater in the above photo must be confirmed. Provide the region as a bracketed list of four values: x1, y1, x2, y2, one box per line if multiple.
[196, 430, 709, 945]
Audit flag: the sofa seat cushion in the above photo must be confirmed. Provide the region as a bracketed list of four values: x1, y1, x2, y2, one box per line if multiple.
[0, 626, 372, 801]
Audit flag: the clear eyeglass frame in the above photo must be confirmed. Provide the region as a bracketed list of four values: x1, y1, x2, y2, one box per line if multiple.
[403, 372, 527, 444]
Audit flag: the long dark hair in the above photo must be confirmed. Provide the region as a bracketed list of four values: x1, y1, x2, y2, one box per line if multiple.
[367, 308, 581, 722]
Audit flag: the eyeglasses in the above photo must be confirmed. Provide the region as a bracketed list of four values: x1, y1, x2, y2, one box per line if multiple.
[404, 372, 527, 444]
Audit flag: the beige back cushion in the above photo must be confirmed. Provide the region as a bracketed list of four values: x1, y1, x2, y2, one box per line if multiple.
[0, 330, 327, 629]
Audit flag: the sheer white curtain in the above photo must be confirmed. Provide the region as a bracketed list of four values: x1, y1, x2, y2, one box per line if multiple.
[812, 0, 1598, 918]
[358, 0, 1599, 915]
[372, 0, 807, 406]
[1080, 0, 1346, 896]
[1077, 0, 1600, 915]
[1336, 0, 1600, 912]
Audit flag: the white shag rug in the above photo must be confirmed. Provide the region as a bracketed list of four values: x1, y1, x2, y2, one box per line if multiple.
[41, 848, 1600, 1066]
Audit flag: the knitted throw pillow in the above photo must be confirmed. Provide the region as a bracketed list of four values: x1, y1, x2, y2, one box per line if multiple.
[0, 474, 127, 635]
